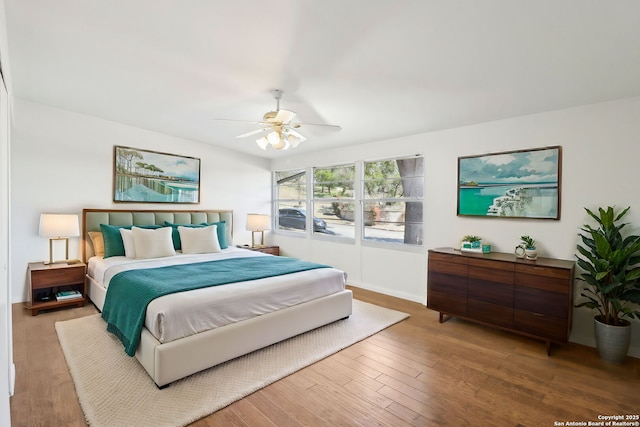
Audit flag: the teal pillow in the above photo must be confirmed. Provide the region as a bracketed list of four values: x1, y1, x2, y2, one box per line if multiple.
[99, 224, 162, 258]
[202, 221, 228, 249]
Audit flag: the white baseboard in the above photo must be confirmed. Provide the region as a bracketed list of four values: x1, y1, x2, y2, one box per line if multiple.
[348, 280, 424, 305]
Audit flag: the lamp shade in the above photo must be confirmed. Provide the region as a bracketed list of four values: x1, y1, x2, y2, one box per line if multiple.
[39, 214, 80, 238]
[246, 214, 271, 232]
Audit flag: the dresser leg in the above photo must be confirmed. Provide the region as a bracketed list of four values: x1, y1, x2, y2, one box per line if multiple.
[546, 340, 552, 356]
[438, 312, 452, 323]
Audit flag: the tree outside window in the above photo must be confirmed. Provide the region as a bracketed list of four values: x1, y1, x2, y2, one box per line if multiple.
[363, 157, 423, 245]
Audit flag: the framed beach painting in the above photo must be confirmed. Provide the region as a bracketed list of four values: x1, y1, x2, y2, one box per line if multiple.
[457, 146, 561, 219]
[113, 145, 201, 203]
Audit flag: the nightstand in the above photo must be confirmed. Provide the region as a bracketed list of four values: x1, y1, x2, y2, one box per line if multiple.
[26, 261, 87, 316]
[247, 246, 280, 256]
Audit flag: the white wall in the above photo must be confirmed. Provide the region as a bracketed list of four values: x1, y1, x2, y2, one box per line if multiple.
[271, 96, 640, 358]
[10, 98, 272, 303]
[0, 0, 13, 423]
[0, 71, 11, 427]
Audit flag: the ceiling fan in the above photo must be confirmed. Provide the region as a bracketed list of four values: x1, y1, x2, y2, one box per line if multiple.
[215, 89, 341, 151]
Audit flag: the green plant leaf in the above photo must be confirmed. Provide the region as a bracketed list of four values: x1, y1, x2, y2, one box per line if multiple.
[575, 206, 640, 323]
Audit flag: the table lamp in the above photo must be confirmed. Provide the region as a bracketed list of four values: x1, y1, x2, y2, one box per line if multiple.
[246, 213, 271, 248]
[39, 213, 80, 264]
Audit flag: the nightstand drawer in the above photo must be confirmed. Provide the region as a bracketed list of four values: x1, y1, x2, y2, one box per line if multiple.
[31, 265, 85, 289]
[247, 246, 280, 256]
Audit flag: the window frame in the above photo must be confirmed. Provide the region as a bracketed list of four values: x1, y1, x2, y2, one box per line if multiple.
[273, 156, 424, 251]
[311, 163, 356, 243]
[360, 155, 424, 250]
[273, 168, 309, 237]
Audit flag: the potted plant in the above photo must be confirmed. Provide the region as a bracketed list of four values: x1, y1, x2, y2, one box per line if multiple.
[461, 235, 482, 253]
[519, 235, 537, 260]
[576, 206, 640, 364]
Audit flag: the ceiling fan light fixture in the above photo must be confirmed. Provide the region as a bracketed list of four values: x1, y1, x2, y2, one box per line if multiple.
[272, 138, 289, 150]
[256, 137, 269, 150]
[267, 131, 280, 145]
[289, 139, 300, 148]
[223, 89, 340, 152]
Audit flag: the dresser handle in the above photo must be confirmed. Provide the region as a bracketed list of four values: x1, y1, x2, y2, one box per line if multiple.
[532, 312, 544, 317]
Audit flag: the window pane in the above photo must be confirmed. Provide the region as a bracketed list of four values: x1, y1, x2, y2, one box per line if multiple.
[313, 165, 355, 199]
[363, 157, 424, 246]
[277, 202, 307, 233]
[313, 201, 355, 239]
[363, 201, 423, 245]
[276, 170, 306, 199]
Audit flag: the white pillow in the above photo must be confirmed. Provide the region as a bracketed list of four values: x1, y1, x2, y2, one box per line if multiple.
[132, 226, 176, 259]
[119, 228, 136, 258]
[178, 225, 221, 254]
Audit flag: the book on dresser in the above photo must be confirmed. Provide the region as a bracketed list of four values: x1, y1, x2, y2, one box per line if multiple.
[56, 290, 83, 301]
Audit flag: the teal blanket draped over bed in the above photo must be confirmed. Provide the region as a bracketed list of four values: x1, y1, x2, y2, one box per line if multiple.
[101, 256, 331, 356]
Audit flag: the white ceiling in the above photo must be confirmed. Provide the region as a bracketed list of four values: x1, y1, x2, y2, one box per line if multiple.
[4, 0, 640, 158]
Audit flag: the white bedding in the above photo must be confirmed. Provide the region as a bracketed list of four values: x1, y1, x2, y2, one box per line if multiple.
[87, 247, 347, 344]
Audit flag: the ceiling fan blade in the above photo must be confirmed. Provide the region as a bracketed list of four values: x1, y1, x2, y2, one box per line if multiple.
[292, 122, 342, 131]
[235, 128, 269, 138]
[275, 109, 296, 124]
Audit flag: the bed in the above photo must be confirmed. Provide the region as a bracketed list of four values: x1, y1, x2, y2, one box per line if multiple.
[82, 208, 353, 388]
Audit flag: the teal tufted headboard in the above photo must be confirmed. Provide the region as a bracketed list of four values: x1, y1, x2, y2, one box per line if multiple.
[82, 208, 233, 261]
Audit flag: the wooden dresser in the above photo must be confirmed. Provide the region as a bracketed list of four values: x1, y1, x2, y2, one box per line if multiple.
[427, 247, 575, 354]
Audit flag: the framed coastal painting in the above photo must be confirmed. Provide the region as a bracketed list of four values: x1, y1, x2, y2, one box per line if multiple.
[457, 146, 561, 219]
[113, 145, 201, 203]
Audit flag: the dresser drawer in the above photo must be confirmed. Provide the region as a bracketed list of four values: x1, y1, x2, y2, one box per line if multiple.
[429, 259, 468, 276]
[515, 264, 571, 279]
[514, 287, 569, 318]
[514, 309, 568, 343]
[468, 279, 513, 306]
[427, 290, 467, 317]
[428, 271, 467, 298]
[468, 299, 513, 328]
[515, 264, 571, 293]
[429, 251, 469, 265]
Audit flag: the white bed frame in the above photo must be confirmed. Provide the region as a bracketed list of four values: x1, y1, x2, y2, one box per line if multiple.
[82, 209, 353, 387]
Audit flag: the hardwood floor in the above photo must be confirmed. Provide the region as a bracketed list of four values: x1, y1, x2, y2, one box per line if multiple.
[10, 286, 640, 426]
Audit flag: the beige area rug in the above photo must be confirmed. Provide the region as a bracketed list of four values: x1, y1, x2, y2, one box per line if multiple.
[55, 300, 409, 427]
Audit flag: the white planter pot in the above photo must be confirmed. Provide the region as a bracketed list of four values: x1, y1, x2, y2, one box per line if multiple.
[525, 248, 537, 260]
[594, 316, 631, 365]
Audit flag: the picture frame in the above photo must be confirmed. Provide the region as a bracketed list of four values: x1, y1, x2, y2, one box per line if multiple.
[457, 146, 561, 219]
[113, 145, 201, 204]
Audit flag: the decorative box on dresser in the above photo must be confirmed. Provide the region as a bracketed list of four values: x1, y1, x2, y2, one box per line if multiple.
[26, 261, 87, 316]
[427, 248, 575, 355]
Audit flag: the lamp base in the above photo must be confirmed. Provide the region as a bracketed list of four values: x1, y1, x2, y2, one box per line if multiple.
[251, 231, 265, 248]
[46, 237, 71, 265]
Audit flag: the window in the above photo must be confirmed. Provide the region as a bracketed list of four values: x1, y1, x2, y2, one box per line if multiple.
[274, 169, 306, 233]
[362, 157, 423, 245]
[273, 156, 424, 248]
[313, 164, 355, 239]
